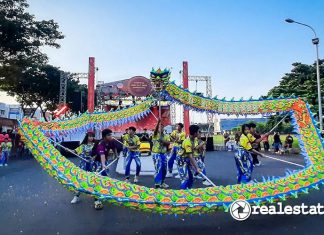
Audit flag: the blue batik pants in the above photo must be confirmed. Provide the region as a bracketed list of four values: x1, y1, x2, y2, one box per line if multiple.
[125, 151, 141, 178]
[0, 151, 9, 165]
[176, 156, 194, 189]
[194, 155, 206, 175]
[234, 148, 254, 184]
[168, 146, 180, 174]
[152, 153, 167, 185]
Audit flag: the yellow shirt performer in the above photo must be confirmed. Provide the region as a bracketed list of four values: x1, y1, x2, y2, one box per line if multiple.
[193, 131, 212, 186]
[121, 128, 129, 157]
[248, 122, 265, 166]
[123, 126, 141, 183]
[71, 131, 96, 205]
[152, 119, 171, 189]
[236, 124, 266, 184]
[166, 123, 186, 177]
[0, 137, 12, 166]
[176, 124, 201, 189]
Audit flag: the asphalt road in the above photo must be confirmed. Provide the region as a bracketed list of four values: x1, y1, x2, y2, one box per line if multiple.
[0, 151, 323, 235]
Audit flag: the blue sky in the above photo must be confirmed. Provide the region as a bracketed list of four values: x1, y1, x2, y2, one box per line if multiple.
[28, 0, 324, 98]
[3, 0, 324, 108]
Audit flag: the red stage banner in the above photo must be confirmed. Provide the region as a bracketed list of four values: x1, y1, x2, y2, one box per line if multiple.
[110, 106, 171, 133]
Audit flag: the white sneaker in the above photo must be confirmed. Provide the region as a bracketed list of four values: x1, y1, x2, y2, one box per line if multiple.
[161, 183, 169, 189]
[174, 174, 181, 179]
[165, 172, 173, 178]
[4, 164, 8, 166]
[94, 200, 103, 210]
[255, 162, 261, 166]
[125, 178, 130, 183]
[0, 164, 3, 167]
[194, 175, 203, 179]
[71, 196, 80, 204]
[134, 176, 139, 183]
[202, 180, 212, 186]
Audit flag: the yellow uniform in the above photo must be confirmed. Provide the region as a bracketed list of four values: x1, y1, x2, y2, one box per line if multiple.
[0, 142, 12, 166]
[170, 130, 186, 147]
[123, 135, 141, 152]
[178, 137, 194, 157]
[124, 134, 141, 179]
[247, 133, 256, 143]
[193, 138, 200, 157]
[239, 134, 253, 151]
[1, 142, 12, 152]
[152, 133, 170, 154]
[122, 133, 129, 141]
[75, 143, 94, 156]
[177, 137, 197, 189]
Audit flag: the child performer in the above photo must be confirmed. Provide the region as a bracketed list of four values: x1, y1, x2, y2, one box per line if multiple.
[235, 124, 266, 184]
[176, 124, 201, 189]
[152, 119, 171, 188]
[123, 126, 141, 183]
[0, 136, 12, 166]
[193, 131, 212, 186]
[248, 123, 263, 166]
[226, 137, 237, 151]
[121, 128, 129, 157]
[167, 123, 185, 177]
[93, 128, 117, 210]
[71, 130, 96, 204]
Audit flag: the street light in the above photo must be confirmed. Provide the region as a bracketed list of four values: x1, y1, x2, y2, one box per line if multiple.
[285, 18, 322, 130]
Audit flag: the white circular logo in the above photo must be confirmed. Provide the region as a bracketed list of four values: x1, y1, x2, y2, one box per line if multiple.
[230, 200, 251, 221]
[116, 82, 124, 89]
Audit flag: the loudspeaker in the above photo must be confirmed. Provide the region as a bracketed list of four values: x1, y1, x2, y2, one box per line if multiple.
[201, 137, 214, 151]
[206, 137, 214, 151]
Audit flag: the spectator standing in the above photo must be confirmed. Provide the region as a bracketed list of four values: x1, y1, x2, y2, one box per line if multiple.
[273, 132, 282, 153]
[223, 131, 230, 149]
[285, 133, 294, 151]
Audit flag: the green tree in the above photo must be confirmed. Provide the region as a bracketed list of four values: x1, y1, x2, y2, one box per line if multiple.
[9, 64, 52, 118]
[265, 114, 293, 134]
[268, 61, 324, 115]
[2, 61, 87, 120]
[267, 60, 324, 131]
[22, 65, 88, 120]
[0, 0, 63, 62]
[66, 76, 88, 114]
[0, 0, 64, 117]
[256, 122, 267, 133]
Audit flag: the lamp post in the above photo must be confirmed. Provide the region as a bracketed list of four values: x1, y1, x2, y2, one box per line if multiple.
[285, 18, 322, 130]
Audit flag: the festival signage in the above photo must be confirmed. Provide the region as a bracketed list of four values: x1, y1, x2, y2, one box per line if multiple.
[127, 76, 152, 97]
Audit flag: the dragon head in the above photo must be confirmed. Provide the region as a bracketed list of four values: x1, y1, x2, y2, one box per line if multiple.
[150, 68, 171, 91]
